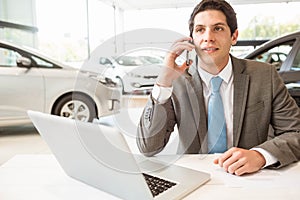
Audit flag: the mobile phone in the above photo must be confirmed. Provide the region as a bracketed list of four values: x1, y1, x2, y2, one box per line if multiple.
[186, 40, 193, 66]
[186, 50, 190, 66]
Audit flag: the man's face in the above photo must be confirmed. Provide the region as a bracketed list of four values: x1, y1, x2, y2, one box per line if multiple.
[192, 10, 238, 70]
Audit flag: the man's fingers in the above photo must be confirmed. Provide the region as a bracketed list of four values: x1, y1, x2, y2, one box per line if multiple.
[170, 37, 195, 56]
[213, 158, 219, 164]
[221, 152, 241, 171]
[178, 60, 193, 72]
[227, 158, 246, 174]
[173, 36, 193, 44]
[216, 147, 237, 167]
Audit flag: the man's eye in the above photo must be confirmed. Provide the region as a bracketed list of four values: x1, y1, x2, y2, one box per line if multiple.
[195, 28, 205, 33]
[215, 27, 224, 31]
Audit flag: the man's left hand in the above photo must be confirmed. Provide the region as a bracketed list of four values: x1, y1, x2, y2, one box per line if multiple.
[213, 147, 266, 176]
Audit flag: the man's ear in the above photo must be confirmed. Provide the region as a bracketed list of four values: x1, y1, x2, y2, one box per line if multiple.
[231, 29, 239, 45]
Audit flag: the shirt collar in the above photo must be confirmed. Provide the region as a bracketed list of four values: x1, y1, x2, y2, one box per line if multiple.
[198, 56, 233, 87]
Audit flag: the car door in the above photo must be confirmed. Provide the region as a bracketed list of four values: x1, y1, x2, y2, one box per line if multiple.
[0, 46, 44, 126]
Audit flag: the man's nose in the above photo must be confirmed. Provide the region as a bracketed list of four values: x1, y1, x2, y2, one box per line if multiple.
[203, 29, 215, 42]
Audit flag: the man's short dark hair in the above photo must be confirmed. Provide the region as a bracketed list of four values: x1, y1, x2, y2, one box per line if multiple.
[188, 0, 238, 37]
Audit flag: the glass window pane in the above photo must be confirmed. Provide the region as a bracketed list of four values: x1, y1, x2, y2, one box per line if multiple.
[254, 40, 295, 70]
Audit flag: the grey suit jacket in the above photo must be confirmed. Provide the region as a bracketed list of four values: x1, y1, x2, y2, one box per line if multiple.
[137, 56, 300, 168]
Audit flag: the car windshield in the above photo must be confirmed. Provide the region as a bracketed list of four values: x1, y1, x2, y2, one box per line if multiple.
[139, 56, 163, 64]
[253, 40, 294, 70]
[115, 55, 163, 66]
[115, 56, 146, 66]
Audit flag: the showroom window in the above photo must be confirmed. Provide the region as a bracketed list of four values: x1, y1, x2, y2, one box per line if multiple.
[0, 0, 37, 47]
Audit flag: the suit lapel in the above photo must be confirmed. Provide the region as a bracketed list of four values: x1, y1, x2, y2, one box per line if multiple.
[232, 57, 249, 147]
[185, 66, 208, 153]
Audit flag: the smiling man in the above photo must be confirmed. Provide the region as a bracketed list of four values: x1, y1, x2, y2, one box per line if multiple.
[137, 0, 300, 176]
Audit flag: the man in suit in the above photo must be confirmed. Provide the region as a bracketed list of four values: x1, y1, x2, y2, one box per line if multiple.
[137, 0, 300, 176]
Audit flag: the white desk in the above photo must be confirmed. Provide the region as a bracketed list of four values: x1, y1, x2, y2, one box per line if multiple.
[0, 154, 299, 200]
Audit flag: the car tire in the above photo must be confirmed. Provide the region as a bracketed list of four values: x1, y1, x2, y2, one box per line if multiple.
[52, 93, 97, 122]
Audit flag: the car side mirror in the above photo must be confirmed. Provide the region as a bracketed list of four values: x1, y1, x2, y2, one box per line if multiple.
[16, 56, 32, 68]
[99, 57, 113, 65]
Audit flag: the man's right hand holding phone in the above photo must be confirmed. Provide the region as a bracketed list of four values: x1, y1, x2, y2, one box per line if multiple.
[156, 37, 195, 87]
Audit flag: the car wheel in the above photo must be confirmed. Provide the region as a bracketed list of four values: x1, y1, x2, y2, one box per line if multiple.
[52, 93, 97, 122]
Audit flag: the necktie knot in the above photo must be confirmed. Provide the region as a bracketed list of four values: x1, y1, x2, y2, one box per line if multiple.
[211, 76, 223, 93]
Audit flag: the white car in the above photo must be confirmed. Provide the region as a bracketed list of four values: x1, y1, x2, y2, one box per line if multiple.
[0, 40, 121, 126]
[98, 51, 164, 95]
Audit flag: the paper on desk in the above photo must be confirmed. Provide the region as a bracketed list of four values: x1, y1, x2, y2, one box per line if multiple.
[175, 155, 300, 188]
[214, 162, 300, 188]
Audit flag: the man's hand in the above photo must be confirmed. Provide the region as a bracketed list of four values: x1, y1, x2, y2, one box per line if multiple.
[157, 37, 195, 87]
[213, 147, 266, 176]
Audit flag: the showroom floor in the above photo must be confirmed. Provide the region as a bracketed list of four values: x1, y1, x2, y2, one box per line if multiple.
[0, 95, 148, 166]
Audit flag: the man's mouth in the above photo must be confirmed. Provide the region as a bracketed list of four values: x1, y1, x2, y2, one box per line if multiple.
[202, 47, 219, 52]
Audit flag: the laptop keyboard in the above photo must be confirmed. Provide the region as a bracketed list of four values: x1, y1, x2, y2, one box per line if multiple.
[142, 173, 177, 197]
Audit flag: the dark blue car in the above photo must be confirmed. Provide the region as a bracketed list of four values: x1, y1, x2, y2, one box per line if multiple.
[244, 31, 300, 106]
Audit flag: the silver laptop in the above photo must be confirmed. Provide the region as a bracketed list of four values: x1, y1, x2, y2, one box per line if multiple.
[28, 110, 210, 200]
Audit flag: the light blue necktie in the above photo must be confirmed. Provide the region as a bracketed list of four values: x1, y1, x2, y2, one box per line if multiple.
[207, 76, 227, 153]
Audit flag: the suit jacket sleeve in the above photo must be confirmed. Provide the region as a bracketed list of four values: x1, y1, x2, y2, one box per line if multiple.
[136, 94, 177, 156]
[256, 65, 300, 168]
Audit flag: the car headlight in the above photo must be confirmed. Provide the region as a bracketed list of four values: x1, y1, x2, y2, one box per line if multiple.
[131, 82, 142, 88]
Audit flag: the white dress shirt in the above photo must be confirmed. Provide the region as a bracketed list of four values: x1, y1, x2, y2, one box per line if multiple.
[197, 59, 234, 148]
[151, 57, 277, 167]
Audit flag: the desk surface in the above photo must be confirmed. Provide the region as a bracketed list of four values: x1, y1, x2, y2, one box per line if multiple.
[0, 154, 299, 200]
